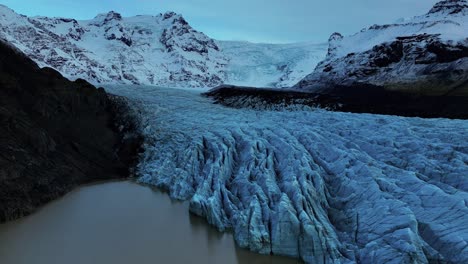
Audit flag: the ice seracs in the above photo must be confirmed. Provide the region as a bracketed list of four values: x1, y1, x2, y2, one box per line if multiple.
[106, 85, 468, 264]
[219, 41, 327, 88]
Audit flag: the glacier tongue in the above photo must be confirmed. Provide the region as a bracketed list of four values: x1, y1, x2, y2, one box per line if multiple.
[106, 85, 468, 263]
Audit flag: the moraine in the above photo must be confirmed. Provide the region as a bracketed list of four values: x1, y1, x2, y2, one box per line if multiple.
[105, 85, 468, 264]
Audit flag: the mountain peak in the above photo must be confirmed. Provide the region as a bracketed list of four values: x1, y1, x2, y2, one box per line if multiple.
[161, 11, 188, 25]
[162, 11, 178, 20]
[327, 32, 343, 56]
[0, 4, 16, 12]
[328, 32, 343, 42]
[0, 4, 20, 17]
[92, 11, 122, 24]
[428, 0, 468, 15]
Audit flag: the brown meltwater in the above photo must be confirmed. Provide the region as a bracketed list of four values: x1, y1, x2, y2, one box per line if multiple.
[0, 181, 299, 264]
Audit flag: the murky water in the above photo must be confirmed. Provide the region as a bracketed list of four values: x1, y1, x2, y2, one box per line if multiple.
[0, 181, 298, 264]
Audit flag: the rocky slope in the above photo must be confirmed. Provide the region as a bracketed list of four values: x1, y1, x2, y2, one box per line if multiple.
[0, 5, 326, 88]
[205, 85, 468, 119]
[0, 40, 142, 222]
[294, 0, 468, 96]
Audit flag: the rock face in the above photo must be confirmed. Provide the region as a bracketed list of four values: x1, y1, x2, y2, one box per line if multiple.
[0, 5, 327, 88]
[0, 40, 142, 222]
[106, 85, 468, 264]
[295, 0, 468, 96]
[429, 0, 468, 14]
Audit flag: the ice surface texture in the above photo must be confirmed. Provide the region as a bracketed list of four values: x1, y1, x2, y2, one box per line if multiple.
[107, 86, 468, 263]
[219, 41, 326, 88]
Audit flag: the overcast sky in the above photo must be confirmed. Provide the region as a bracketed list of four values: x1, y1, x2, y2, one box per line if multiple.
[1, 0, 440, 43]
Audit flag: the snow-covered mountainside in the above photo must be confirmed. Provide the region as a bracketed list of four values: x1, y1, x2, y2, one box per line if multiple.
[0, 6, 227, 87]
[295, 0, 468, 95]
[107, 85, 468, 263]
[0, 5, 326, 88]
[219, 41, 327, 88]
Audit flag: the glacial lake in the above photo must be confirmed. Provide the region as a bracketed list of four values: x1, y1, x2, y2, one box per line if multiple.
[0, 181, 298, 264]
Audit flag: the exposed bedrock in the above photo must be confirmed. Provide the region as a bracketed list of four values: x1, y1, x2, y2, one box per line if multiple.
[205, 85, 468, 119]
[0, 41, 143, 222]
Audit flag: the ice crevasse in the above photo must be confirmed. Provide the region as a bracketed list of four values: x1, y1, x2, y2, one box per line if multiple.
[108, 86, 468, 263]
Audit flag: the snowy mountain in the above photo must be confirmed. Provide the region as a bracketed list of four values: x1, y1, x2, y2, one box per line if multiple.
[219, 41, 327, 88]
[295, 0, 468, 96]
[0, 5, 326, 88]
[0, 6, 227, 87]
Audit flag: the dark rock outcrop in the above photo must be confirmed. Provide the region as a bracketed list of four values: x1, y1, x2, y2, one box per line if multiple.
[0, 40, 142, 222]
[428, 0, 468, 15]
[205, 85, 468, 119]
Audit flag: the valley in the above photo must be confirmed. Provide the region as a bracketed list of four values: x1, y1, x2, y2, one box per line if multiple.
[0, 1, 467, 263]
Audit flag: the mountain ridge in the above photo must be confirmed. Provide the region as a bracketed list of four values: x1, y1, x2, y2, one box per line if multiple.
[0, 5, 326, 88]
[294, 0, 468, 96]
[206, 0, 468, 119]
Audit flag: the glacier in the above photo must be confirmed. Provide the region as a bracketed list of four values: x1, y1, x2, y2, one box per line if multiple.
[106, 85, 468, 263]
[219, 41, 327, 88]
